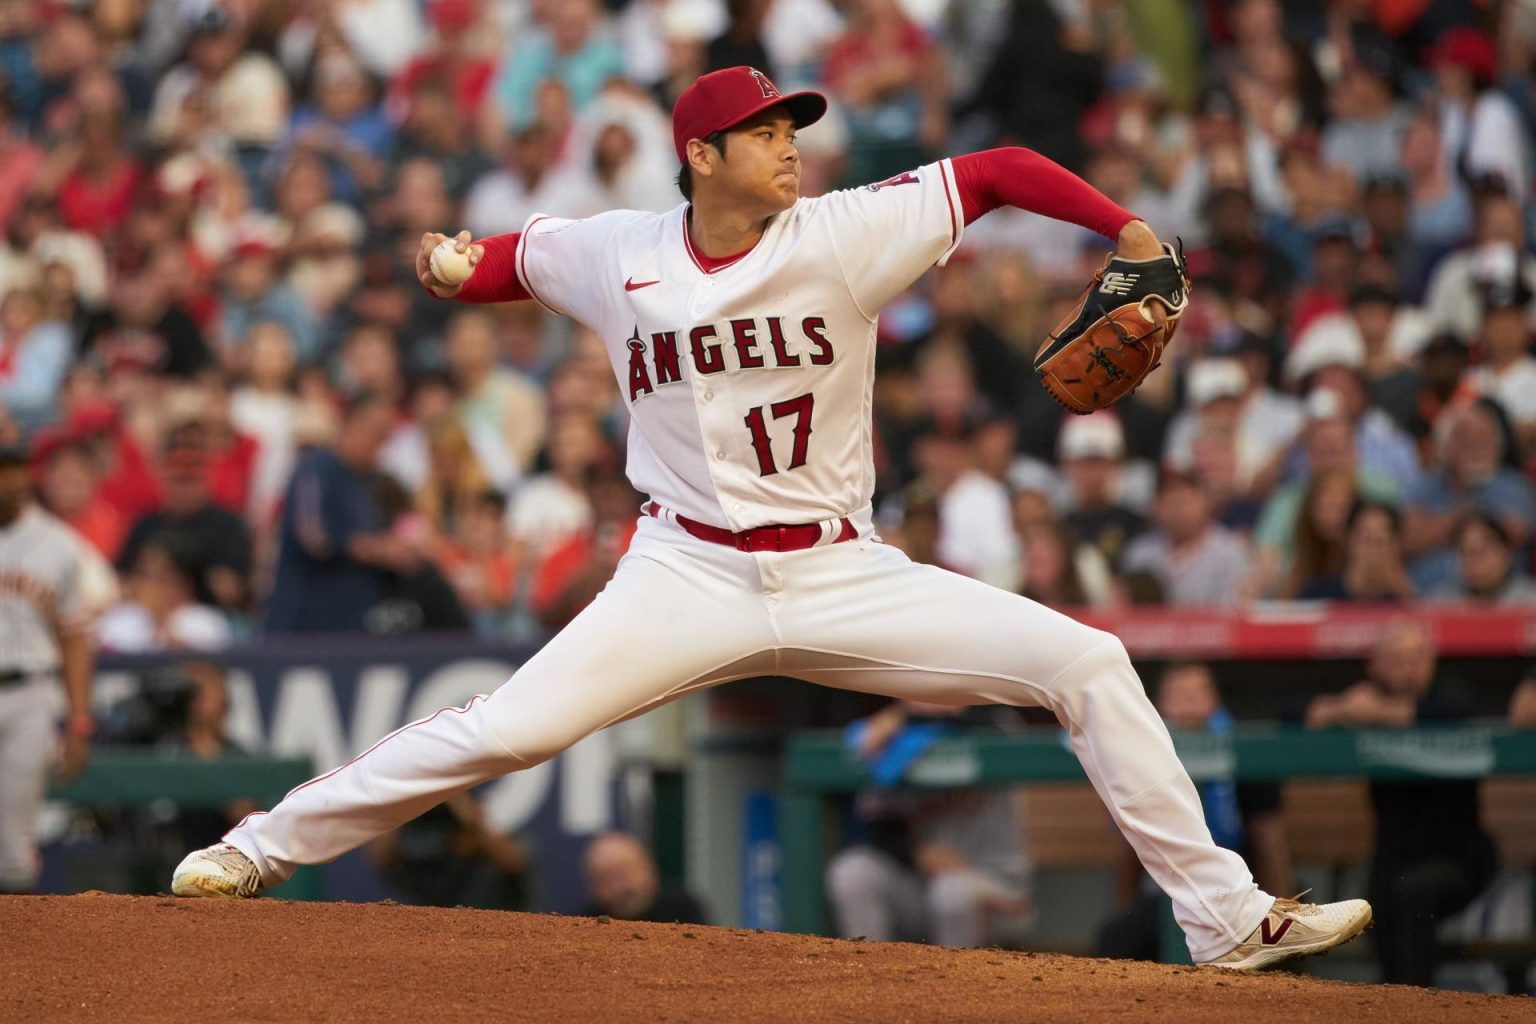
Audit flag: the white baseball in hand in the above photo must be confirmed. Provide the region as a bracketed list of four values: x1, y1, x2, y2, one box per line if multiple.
[430, 240, 475, 286]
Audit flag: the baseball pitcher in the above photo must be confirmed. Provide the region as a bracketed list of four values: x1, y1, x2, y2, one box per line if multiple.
[174, 68, 1369, 970]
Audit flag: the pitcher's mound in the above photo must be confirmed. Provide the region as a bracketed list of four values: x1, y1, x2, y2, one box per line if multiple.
[1, 894, 1521, 1023]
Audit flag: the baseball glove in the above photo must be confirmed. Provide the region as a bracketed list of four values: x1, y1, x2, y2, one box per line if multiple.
[1034, 241, 1190, 414]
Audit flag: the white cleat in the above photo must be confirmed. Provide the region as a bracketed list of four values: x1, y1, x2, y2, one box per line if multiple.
[1200, 897, 1372, 971]
[171, 843, 264, 899]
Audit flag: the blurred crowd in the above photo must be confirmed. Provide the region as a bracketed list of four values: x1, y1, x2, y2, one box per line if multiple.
[8, 0, 1536, 650]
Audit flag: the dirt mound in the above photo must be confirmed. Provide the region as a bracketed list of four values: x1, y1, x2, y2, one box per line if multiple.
[1, 895, 1522, 1023]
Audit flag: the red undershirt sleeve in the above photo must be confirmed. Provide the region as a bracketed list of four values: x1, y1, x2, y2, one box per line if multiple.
[951, 148, 1138, 240]
[450, 232, 531, 304]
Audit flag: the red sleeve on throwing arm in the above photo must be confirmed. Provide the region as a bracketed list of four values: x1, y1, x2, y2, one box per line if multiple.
[951, 148, 1138, 239]
[452, 232, 531, 304]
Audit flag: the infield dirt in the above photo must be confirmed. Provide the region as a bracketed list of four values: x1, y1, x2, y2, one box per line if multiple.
[1, 894, 1525, 1022]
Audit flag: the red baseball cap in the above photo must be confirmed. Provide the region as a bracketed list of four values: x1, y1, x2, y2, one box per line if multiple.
[672, 66, 827, 163]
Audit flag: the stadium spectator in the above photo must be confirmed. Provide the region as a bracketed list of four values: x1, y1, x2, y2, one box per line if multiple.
[1058, 413, 1145, 572]
[283, 51, 391, 207]
[1016, 519, 1109, 608]
[328, 0, 427, 82]
[36, 435, 126, 562]
[1320, 38, 1410, 183]
[78, 257, 212, 381]
[0, 89, 42, 229]
[379, 370, 453, 492]
[217, 223, 322, 366]
[285, 202, 367, 334]
[197, 380, 260, 518]
[445, 309, 547, 481]
[366, 472, 471, 634]
[389, 0, 498, 132]
[1186, 186, 1295, 325]
[0, 285, 70, 430]
[1296, 500, 1415, 603]
[1399, 114, 1472, 279]
[1286, 341, 1422, 500]
[146, 7, 289, 184]
[489, 0, 624, 134]
[1428, 27, 1527, 202]
[706, 0, 774, 79]
[1464, 272, 1536, 444]
[1424, 194, 1536, 342]
[387, 84, 493, 206]
[97, 536, 231, 653]
[1430, 514, 1536, 604]
[822, 0, 945, 184]
[1305, 620, 1498, 986]
[337, 322, 407, 406]
[264, 394, 421, 633]
[567, 84, 681, 215]
[529, 469, 640, 632]
[1276, 467, 1356, 600]
[1347, 285, 1424, 433]
[47, 85, 141, 239]
[1403, 399, 1535, 593]
[583, 831, 706, 925]
[415, 415, 492, 544]
[912, 415, 1017, 591]
[67, 402, 162, 526]
[1099, 662, 1290, 960]
[881, 480, 941, 569]
[1163, 357, 1301, 507]
[464, 118, 596, 238]
[826, 701, 1032, 948]
[435, 489, 519, 638]
[1122, 471, 1249, 607]
[1404, 332, 1473, 451]
[918, 260, 1024, 416]
[1290, 218, 1363, 342]
[508, 414, 608, 558]
[1510, 676, 1536, 729]
[117, 420, 253, 614]
[961, 1, 1101, 172]
[230, 322, 302, 524]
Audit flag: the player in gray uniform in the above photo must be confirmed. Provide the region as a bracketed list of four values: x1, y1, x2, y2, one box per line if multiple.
[0, 438, 94, 892]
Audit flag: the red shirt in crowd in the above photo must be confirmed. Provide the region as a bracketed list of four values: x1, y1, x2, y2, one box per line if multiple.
[56, 158, 141, 236]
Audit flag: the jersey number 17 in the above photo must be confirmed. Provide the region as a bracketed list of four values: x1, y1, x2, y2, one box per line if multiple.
[743, 393, 815, 476]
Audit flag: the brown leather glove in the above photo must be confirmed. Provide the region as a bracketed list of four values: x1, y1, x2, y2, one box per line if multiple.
[1034, 241, 1190, 414]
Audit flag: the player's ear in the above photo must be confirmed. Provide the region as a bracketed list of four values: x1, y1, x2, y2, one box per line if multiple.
[685, 137, 716, 181]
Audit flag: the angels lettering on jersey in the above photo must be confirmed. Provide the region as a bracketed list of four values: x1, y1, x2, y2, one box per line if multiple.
[623, 316, 834, 403]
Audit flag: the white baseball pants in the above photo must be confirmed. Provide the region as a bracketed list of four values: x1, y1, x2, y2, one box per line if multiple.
[226, 514, 1272, 960]
[0, 678, 62, 891]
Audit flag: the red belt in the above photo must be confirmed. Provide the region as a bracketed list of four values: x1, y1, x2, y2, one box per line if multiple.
[645, 503, 856, 553]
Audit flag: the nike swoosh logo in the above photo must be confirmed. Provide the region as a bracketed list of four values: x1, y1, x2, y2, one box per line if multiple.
[625, 278, 660, 291]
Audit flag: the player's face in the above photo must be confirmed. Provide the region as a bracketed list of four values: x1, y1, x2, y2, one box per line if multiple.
[715, 111, 801, 212]
[0, 462, 30, 521]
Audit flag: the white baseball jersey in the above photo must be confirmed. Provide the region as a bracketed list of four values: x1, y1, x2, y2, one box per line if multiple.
[513, 160, 965, 531]
[0, 505, 85, 673]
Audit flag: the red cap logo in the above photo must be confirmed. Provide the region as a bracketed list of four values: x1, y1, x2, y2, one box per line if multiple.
[671, 67, 827, 164]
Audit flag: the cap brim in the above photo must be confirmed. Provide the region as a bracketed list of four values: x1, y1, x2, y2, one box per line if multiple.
[722, 90, 828, 136]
